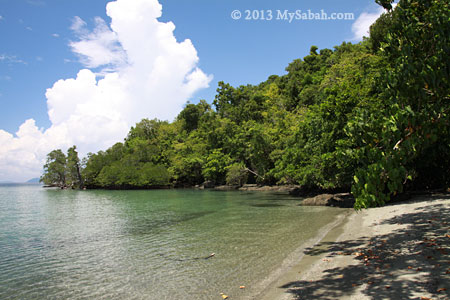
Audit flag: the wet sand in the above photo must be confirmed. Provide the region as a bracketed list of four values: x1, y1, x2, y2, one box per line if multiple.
[260, 194, 450, 300]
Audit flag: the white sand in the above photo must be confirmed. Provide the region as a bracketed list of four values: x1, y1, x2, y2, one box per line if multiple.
[260, 195, 450, 300]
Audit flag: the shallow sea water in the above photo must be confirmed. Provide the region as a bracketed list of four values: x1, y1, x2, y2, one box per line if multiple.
[0, 184, 343, 299]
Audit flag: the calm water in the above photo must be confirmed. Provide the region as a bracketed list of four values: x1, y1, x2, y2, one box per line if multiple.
[0, 184, 343, 299]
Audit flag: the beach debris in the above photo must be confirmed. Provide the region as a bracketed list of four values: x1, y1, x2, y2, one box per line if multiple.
[420, 297, 432, 300]
[385, 285, 391, 289]
[239, 286, 246, 289]
[205, 253, 216, 259]
[437, 288, 446, 293]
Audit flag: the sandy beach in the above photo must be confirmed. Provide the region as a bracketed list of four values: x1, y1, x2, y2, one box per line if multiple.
[260, 194, 450, 300]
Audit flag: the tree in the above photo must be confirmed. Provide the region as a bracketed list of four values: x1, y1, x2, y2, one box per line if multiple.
[66, 146, 84, 188]
[40, 149, 67, 187]
[226, 162, 248, 186]
[351, 0, 450, 208]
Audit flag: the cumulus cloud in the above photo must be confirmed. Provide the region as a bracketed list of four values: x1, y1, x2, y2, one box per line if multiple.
[0, 0, 212, 182]
[351, 3, 396, 41]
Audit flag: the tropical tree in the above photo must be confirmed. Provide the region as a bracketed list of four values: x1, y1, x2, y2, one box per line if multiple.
[40, 149, 67, 187]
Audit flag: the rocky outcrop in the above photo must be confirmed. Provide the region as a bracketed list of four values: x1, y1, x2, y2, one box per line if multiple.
[238, 185, 301, 193]
[214, 185, 240, 191]
[203, 181, 215, 189]
[301, 193, 355, 208]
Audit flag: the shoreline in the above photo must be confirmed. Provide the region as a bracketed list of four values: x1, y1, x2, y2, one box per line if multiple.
[258, 194, 450, 300]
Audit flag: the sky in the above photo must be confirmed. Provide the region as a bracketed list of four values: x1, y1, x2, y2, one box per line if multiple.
[0, 0, 388, 182]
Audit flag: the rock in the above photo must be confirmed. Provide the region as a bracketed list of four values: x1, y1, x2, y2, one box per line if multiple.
[203, 181, 215, 189]
[214, 185, 239, 191]
[302, 193, 355, 208]
[238, 185, 300, 193]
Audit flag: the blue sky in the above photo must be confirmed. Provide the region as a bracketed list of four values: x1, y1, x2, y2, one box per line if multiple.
[0, 0, 386, 181]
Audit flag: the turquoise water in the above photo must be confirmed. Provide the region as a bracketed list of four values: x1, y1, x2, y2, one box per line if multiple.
[0, 184, 343, 299]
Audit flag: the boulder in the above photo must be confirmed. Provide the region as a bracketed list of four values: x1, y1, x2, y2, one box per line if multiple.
[203, 181, 215, 189]
[302, 193, 355, 208]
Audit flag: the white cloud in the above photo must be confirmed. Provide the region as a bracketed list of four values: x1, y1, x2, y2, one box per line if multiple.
[70, 16, 126, 69]
[0, 54, 27, 65]
[0, 15, 4, 21]
[52, 33, 59, 38]
[0, 0, 212, 182]
[27, 0, 46, 6]
[351, 3, 396, 41]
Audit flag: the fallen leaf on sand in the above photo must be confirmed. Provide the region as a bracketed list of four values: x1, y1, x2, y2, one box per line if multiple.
[239, 286, 246, 289]
[220, 293, 229, 299]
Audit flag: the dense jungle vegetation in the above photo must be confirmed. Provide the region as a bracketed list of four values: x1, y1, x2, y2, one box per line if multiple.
[41, 0, 450, 208]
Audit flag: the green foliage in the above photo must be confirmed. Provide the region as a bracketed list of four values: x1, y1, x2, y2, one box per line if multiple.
[350, 0, 450, 208]
[177, 100, 211, 133]
[226, 163, 248, 186]
[42, 0, 449, 209]
[40, 149, 67, 186]
[66, 146, 83, 188]
[202, 149, 232, 184]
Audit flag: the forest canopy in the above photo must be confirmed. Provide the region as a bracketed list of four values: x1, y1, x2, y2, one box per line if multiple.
[41, 0, 450, 208]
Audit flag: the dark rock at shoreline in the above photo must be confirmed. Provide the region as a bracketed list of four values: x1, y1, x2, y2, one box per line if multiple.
[214, 185, 239, 191]
[203, 181, 215, 189]
[238, 185, 300, 193]
[301, 193, 355, 208]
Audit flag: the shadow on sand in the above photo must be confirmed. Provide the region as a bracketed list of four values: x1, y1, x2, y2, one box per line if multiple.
[280, 195, 450, 299]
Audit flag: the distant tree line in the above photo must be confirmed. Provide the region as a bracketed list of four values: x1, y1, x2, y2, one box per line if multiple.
[41, 0, 449, 208]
